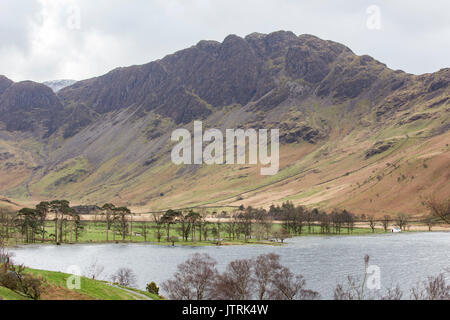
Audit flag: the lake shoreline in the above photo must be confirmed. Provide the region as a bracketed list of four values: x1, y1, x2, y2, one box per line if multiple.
[9, 232, 450, 298]
[6, 229, 449, 249]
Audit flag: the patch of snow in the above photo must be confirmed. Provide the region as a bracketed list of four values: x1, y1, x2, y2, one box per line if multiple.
[43, 79, 77, 93]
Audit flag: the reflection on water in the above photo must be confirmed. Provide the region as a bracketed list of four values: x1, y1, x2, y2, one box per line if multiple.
[10, 232, 450, 299]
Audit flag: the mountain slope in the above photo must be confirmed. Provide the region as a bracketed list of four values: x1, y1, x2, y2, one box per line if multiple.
[0, 31, 448, 216]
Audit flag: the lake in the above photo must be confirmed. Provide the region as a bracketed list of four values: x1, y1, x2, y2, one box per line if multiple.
[9, 232, 450, 299]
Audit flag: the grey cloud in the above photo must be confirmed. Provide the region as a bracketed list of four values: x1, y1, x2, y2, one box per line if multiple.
[0, 0, 448, 82]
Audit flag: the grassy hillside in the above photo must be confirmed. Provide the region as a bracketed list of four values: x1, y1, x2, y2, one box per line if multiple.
[0, 268, 160, 300]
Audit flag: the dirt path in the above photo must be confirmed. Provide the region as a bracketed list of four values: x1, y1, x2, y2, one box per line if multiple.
[107, 283, 152, 300]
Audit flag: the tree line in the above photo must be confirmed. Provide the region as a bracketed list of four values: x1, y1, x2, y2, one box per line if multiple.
[161, 253, 450, 300]
[1, 196, 448, 245]
[0, 201, 134, 244]
[153, 198, 449, 244]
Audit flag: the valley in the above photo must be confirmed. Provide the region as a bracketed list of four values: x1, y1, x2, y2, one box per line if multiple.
[0, 31, 448, 218]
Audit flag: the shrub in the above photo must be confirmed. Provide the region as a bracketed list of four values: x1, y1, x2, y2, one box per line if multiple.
[146, 282, 160, 295]
[0, 265, 43, 300]
[110, 268, 137, 287]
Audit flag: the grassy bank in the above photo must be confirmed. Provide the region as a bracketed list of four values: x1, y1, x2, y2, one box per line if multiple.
[0, 268, 160, 300]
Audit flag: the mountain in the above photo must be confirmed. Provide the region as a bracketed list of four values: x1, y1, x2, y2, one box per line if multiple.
[0, 80, 63, 136]
[0, 31, 448, 216]
[43, 79, 77, 93]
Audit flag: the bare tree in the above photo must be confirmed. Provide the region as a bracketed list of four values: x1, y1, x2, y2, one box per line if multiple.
[396, 214, 409, 231]
[84, 259, 105, 280]
[380, 286, 403, 300]
[410, 273, 450, 300]
[424, 196, 450, 224]
[273, 228, 291, 243]
[368, 215, 376, 233]
[382, 215, 390, 232]
[253, 253, 282, 300]
[114, 207, 131, 241]
[334, 255, 374, 300]
[424, 215, 435, 231]
[268, 267, 319, 300]
[169, 236, 179, 246]
[110, 268, 137, 287]
[212, 259, 253, 300]
[162, 253, 218, 300]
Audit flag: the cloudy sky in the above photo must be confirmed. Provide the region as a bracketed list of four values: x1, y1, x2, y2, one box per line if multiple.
[1, 0, 449, 82]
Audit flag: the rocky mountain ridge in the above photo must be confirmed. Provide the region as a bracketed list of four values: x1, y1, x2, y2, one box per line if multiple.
[0, 31, 448, 215]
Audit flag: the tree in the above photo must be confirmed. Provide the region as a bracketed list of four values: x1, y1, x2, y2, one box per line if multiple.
[1, 264, 43, 300]
[84, 259, 105, 280]
[73, 213, 85, 242]
[253, 253, 282, 300]
[273, 228, 291, 243]
[0, 238, 13, 273]
[152, 213, 164, 242]
[102, 203, 116, 242]
[224, 215, 237, 240]
[410, 273, 450, 300]
[141, 222, 148, 241]
[238, 207, 254, 242]
[425, 196, 450, 224]
[110, 268, 137, 287]
[319, 211, 331, 234]
[170, 236, 179, 246]
[203, 221, 211, 241]
[305, 210, 314, 234]
[185, 210, 201, 242]
[342, 210, 355, 234]
[368, 215, 376, 233]
[334, 255, 374, 300]
[50, 200, 72, 244]
[0, 209, 15, 242]
[35, 202, 50, 242]
[212, 258, 253, 300]
[161, 210, 182, 242]
[330, 210, 341, 234]
[380, 286, 403, 300]
[269, 267, 319, 300]
[382, 215, 390, 232]
[146, 282, 160, 295]
[15, 208, 41, 243]
[177, 213, 191, 242]
[114, 207, 131, 241]
[424, 215, 435, 231]
[396, 214, 408, 231]
[66, 209, 83, 243]
[162, 253, 319, 301]
[162, 253, 218, 300]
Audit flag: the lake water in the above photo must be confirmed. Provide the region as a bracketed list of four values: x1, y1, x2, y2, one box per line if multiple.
[9, 232, 450, 299]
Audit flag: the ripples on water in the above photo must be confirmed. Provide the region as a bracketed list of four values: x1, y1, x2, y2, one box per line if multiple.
[10, 232, 450, 299]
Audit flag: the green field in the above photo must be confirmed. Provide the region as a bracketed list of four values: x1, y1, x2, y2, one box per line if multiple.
[22, 220, 389, 247]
